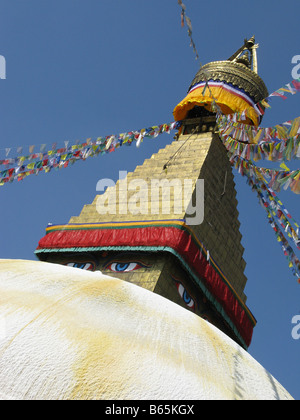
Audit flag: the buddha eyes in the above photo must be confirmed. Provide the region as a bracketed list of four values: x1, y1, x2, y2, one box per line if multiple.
[175, 281, 195, 311]
[66, 262, 95, 271]
[106, 262, 145, 273]
[65, 259, 196, 313]
[65, 259, 150, 273]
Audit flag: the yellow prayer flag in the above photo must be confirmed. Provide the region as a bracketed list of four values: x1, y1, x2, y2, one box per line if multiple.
[280, 162, 290, 171]
[275, 125, 289, 140]
[289, 117, 300, 138]
[261, 99, 271, 109]
[253, 129, 263, 144]
[268, 144, 274, 161]
[290, 172, 300, 194]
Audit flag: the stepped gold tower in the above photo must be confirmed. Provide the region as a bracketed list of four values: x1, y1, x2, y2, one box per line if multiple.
[36, 37, 268, 350]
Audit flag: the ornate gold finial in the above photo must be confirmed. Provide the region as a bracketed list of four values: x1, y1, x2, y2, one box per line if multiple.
[228, 36, 259, 74]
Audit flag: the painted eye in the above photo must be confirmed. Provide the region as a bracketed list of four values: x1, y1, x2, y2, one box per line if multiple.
[176, 282, 195, 310]
[107, 262, 142, 273]
[66, 262, 94, 271]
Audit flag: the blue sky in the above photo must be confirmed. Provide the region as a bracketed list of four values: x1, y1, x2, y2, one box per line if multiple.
[0, 0, 299, 399]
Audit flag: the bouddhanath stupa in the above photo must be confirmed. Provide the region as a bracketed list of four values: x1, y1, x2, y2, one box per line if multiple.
[36, 37, 267, 350]
[0, 38, 294, 400]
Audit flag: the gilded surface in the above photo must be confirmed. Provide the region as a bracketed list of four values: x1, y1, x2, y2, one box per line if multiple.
[189, 61, 269, 103]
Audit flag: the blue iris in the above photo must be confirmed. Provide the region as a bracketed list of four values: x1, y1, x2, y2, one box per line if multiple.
[115, 263, 130, 272]
[75, 263, 86, 269]
[183, 290, 192, 305]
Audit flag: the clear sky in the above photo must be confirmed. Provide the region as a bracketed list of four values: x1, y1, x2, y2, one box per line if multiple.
[0, 0, 299, 399]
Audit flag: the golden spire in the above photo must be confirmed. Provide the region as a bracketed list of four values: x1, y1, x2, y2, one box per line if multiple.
[228, 36, 259, 74]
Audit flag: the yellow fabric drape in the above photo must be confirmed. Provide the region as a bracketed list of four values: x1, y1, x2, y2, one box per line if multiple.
[173, 84, 260, 126]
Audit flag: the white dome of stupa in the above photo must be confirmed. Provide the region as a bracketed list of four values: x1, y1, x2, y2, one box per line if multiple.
[0, 259, 293, 400]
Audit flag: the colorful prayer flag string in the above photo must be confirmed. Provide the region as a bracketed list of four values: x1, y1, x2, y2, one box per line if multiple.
[219, 132, 300, 167]
[238, 158, 300, 282]
[217, 114, 300, 144]
[0, 121, 180, 186]
[213, 73, 300, 282]
[177, 0, 199, 61]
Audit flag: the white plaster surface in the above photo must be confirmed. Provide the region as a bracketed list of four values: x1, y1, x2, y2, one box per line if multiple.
[0, 259, 294, 400]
